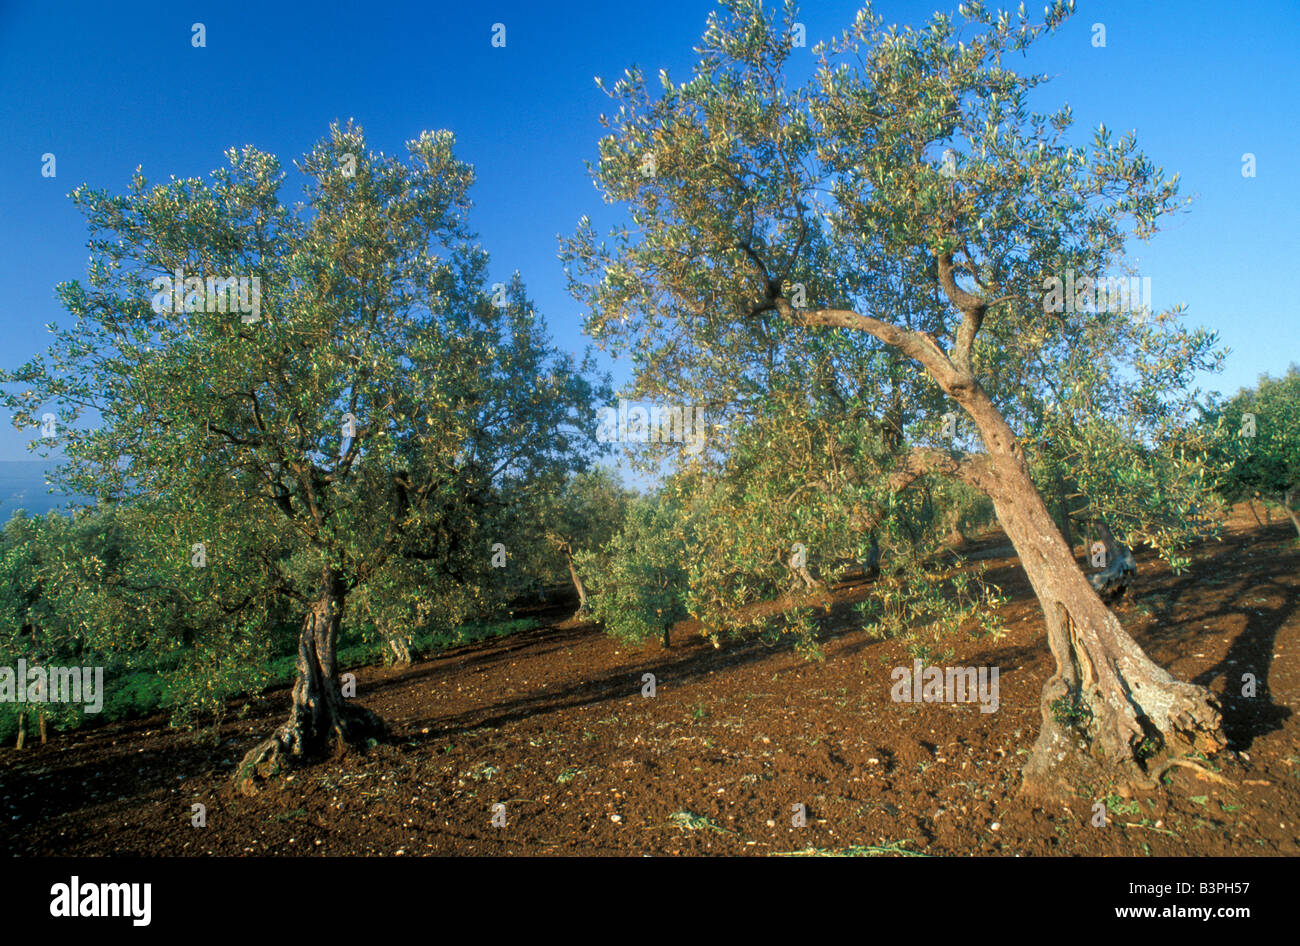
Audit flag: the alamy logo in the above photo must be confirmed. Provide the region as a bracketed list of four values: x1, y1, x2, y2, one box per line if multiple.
[49, 876, 151, 926]
[0, 660, 104, 713]
[596, 398, 705, 454]
[890, 659, 1000, 713]
[1041, 270, 1150, 314]
[150, 268, 261, 323]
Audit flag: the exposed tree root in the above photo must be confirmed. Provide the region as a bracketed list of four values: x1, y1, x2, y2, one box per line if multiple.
[235, 702, 387, 797]
[1151, 757, 1236, 788]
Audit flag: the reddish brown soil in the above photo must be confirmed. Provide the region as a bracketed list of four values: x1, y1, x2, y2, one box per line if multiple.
[3, 511, 1298, 856]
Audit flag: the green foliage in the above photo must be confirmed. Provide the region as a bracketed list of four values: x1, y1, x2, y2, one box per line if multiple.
[857, 553, 1006, 660]
[0, 501, 538, 746]
[347, 542, 486, 664]
[1050, 693, 1093, 733]
[1134, 735, 1161, 762]
[682, 391, 885, 594]
[0, 502, 273, 741]
[920, 476, 996, 542]
[1203, 366, 1300, 533]
[1021, 304, 1228, 568]
[0, 504, 239, 740]
[668, 386, 1001, 652]
[577, 495, 689, 645]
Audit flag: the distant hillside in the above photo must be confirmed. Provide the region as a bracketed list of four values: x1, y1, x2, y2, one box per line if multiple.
[0, 460, 87, 521]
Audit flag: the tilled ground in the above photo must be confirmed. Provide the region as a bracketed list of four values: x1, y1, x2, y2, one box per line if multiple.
[3, 513, 1298, 856]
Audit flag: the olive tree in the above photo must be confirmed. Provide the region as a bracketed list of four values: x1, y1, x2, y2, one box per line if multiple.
[563, 0, 1226, 796]
[525, 466, 633, 616]
[576, 493, 691, 648]
[1204, 367, 1300, 538]
[1, 121, 601, 792]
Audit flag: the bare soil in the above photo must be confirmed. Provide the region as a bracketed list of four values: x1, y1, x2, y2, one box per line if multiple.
[3, 510, 1298, 856]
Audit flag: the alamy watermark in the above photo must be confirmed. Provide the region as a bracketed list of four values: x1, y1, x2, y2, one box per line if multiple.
[596, 398, 705, 454]
[49, 876, 150, 926]
[1041, 270, 1150, 314]
[150, 268, 262, 323]
[890, 659, 1000, 713]
[0, 660, 104, 713]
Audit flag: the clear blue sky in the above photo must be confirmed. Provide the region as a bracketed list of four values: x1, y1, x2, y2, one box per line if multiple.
[1, 0, 1297, 463]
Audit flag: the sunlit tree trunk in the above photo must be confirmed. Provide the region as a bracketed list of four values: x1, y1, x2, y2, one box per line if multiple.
[387, 632, 413, 666]
[775, 276, 1228, 797]
[567, 553, 590, 618]
[960, 389, 1224, 797]
[1280, 489, 1300, 539]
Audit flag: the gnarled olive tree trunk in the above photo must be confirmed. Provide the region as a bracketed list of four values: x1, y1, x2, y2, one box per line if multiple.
[962, 393, 1224, 798]
[1089, 518, 1137, 599]
[235, 568, 386, 795]
[549, 534, 592, 620]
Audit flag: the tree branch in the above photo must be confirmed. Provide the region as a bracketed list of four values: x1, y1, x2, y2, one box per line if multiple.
[938, 252, 986, 376]
[768, 296, 974, 397]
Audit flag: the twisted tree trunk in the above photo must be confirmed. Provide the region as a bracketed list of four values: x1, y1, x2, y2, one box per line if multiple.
[549, 534, 591, 619]
[863, 531, 881, 579]
[961, 393, 1225, 799]
[235, 568, 386, 795]
[789, 562, 822, 591]
[1088, 518, 1137, 598]
[773, 280, 1227, 799]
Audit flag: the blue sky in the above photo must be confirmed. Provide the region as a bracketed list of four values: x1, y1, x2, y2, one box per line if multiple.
[1, 0, 1297, 464]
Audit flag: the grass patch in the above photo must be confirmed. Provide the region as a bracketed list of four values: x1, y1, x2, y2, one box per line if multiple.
[668, 811, 734, 835]
[774, 840, 925, 857]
